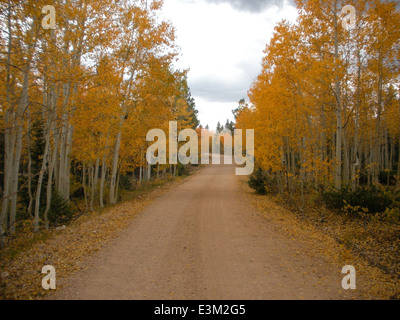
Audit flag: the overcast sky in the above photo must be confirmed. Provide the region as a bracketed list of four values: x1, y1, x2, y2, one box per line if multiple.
[161, 0, 298, 130]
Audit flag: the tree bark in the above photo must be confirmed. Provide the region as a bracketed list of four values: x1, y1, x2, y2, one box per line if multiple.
[110, 129, 122, 205]
[333, 3, 342, 189]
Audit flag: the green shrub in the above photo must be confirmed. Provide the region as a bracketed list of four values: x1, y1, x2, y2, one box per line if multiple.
[119, 174, 134, 191]
[320, 184, 395, 214]
[70, 175, 84, 199]
[248, 167, 267, 195]
[46, 191, 74, 226]
[176, 163, 188, 176]
[378, 170, 397, 186]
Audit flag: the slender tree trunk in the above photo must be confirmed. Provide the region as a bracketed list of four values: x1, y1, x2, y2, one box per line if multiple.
[90, 158, 100, 210]
[33, 149, 48, 232]
[384, 128, 389, 170]
[9, 109, 24, 234]
[1, 115, 13, 242]
[343, 128, 349, 184]
[139, 147, 143, 184]
[58, 110, 70, 198]
[44, 148, 56, 230]
[334, 5, 342, 189]
[0, 0, 13, 244]
[90, 163, 94, 211]
[100, 158, 107, 208]
[25, 103, 34, 219]
[100, 132, 110, 208]
[10, 33, 35, 234]
[64, 124, 73, 200]
[300, 154, 305, 204]
[33, 115, 52, 232]
[389, 140, 394, 171]
[115, 169, 120, 204]
[110, 129, 122, 205]
[397, 140, 400, 183]
[147, 164, 151, 181]
[44, 81, 58, 229]
[83, 164, 88, 210]
[94, 158, 100, 195]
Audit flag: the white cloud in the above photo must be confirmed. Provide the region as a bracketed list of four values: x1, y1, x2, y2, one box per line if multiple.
[161, 0, 297, 129]
[203, 0, 295, 12]
[195, 97, 237, 130]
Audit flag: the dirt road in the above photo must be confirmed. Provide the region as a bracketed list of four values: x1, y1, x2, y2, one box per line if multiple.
[53, 163, 358, 300]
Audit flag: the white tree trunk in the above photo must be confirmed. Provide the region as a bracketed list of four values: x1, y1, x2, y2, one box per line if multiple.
[333, 4, 342, 189]
[110, 129, 122, 205]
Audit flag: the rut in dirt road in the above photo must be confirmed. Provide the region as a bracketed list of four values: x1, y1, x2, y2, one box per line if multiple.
[54, 163, 357, 300]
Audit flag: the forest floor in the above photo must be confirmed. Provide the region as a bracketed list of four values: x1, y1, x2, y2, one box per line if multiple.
[1, 163, 399, 300]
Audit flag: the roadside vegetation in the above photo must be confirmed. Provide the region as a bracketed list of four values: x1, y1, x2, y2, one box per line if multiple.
[0, 0, 200, 247]
[238, 0, 400, 295]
